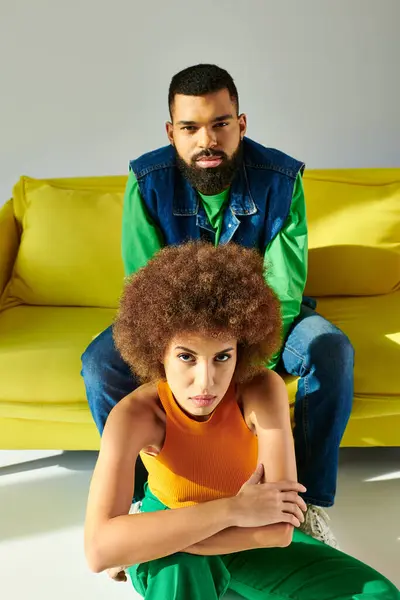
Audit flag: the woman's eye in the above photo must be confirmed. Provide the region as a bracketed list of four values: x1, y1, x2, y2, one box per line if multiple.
[178, 353, 194, 363]
[215, 354, 231, 363]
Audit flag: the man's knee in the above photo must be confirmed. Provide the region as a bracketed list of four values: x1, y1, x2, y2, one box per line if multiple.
[308, 328, 355, 392]
[285, 312, 354, 374]
[317, 328, 355, 371]
[310, 329, 355, 416]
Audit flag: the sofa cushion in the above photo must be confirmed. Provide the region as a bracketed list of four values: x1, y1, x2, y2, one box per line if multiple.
[4, 176, 126, 309]
[0, 305, 115, 410]
[303, 169, 400, 296]
[4, 170, 400, 307]
[1, 294, 398, 422]
[0, 199, 19, 303]
[316, 291, 400, 410]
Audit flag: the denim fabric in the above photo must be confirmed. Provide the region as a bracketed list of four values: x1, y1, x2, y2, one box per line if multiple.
[280, 304, 354, 506]
[129, 137, 304, 250]
[81, 304, 354, 506]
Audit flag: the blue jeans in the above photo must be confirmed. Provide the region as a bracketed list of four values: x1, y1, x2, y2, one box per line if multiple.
[81, 304, 354, 506]
[280, 304, 354, 506]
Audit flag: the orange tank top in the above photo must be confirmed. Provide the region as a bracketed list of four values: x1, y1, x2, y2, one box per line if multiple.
[140, 380, 258, 508]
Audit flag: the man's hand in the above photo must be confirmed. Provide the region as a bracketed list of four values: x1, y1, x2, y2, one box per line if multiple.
[107, 566, 128, 582]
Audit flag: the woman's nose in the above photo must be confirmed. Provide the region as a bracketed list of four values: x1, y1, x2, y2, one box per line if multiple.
[195, 361, 215, 391]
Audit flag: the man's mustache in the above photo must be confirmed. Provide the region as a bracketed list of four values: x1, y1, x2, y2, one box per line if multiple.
[192, 149, 227, 162]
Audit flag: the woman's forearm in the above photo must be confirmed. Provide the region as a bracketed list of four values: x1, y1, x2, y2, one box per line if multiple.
[183, 523, 292, 556]
[86, 496, 235, 572]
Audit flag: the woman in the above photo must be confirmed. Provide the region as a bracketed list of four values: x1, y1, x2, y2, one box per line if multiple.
[84, 242, 398, 599]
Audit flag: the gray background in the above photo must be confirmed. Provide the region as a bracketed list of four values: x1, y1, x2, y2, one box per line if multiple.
[0, 0, 399, 204]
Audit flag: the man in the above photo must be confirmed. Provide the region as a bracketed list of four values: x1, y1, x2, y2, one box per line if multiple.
[81, 64, 354, 548]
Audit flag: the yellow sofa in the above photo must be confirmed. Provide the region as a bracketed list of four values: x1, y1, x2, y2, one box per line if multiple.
[0, 170, 399, 449]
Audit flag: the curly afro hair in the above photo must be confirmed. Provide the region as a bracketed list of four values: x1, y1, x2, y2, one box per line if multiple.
[113, 242, 282, 383]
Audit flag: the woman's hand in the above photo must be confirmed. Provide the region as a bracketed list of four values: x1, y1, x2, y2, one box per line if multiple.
[107, 566, 128, 582]
[232, 464, 307, 528]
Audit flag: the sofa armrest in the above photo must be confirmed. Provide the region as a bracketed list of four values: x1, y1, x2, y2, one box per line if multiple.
[0, 199, 20, 302]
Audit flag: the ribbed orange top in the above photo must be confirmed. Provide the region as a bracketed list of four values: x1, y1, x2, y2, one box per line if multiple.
[140, 380, 258, 508]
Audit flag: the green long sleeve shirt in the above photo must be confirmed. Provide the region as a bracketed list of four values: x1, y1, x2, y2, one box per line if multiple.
[121, 170, 308, 369]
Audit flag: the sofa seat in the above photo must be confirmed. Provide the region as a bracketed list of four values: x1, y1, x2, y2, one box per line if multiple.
[0, 306, 114, 449]
[285, 292, 400, 446]
[1, 292, 399, 449]
[316, 293, 400, 405]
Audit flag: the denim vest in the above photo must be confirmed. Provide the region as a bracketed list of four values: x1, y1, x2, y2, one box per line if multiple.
[130, 137, 304, 251]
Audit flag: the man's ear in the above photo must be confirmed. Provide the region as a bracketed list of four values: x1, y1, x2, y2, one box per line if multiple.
[166, 121, 174, 145]
[238, 113, 247, 139]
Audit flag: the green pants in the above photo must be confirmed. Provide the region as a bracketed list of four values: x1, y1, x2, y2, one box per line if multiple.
[128, 485, 399, 600]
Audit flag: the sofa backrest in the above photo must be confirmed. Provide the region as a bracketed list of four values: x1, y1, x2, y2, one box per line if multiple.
[1, 169, 399, 310]
[304, 168, 400, 297]
[2, 175, 127, 310]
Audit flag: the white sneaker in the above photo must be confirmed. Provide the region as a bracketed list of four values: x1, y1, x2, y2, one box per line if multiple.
[129, 501, 142, 514]
[300, 505, 340, 549]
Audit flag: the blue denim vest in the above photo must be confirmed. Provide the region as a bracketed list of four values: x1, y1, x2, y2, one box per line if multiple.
[130, 137, 304, 250]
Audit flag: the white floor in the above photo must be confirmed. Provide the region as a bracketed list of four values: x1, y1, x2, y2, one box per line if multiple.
[0, 449, 399, 599]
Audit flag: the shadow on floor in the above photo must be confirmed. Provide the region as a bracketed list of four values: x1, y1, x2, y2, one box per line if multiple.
[0, 451, 98, 542]
[0, 448, 399, 545]
[0, 450, 97, 476]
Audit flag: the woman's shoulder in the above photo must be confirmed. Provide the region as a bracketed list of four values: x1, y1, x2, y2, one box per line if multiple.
[113, 381, 166, 425]
[124, 381, 158, 404]
[102, 382, 166, 456]
[238, 370, 288, 423]
[240, 369, 285, 395]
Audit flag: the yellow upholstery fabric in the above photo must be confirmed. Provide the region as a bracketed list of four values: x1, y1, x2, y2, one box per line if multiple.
[0, 305, 115, 406]
[285, 294, 400, 439]
[0, 417, 100, 451]
[11, 174, 127, 224]
[316, 293, 400, 404]
[303, 169, 400, 297]
[0, 305, 113, 449]
[4, 176, 126, 309]
[0, 169, 399, 449]
[0, 294, 398, 448]
[0, 199, 19, 303]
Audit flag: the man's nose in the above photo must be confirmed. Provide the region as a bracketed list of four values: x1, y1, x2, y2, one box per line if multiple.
[198, 126, 217, 149]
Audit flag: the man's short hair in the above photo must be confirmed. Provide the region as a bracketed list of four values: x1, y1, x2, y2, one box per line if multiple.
[168, 64, 239, 119]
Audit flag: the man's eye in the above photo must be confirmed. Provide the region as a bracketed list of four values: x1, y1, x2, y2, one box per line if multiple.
[215, 354, 231, 363]
[182, 126, 197, 132]
[214, 122, 228, 128]
[178, 353, 195, 362]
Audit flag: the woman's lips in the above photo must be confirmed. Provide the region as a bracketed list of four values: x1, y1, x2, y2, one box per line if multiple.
[196, 157, 223, 168]
[190, 395, 217, 407]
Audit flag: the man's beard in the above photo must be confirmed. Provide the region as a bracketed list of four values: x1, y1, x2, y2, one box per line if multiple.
[175, 141, 244, 195]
